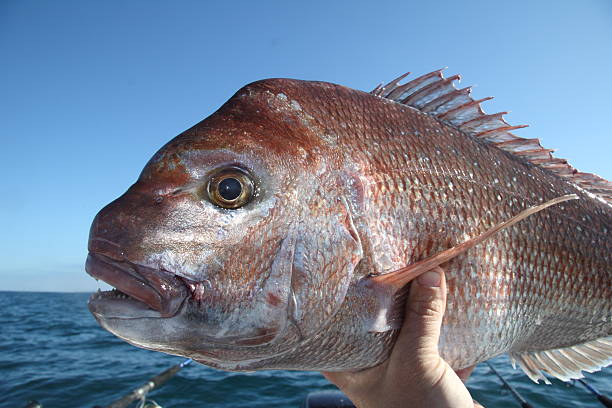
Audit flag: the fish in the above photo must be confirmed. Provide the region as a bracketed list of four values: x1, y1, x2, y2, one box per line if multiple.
[86, 69, 612, 384]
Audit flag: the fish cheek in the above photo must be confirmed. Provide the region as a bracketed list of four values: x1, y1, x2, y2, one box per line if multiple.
[286, 197, 363, 340]
[178, 205, 297, 348]
[200, 193, 363, 350]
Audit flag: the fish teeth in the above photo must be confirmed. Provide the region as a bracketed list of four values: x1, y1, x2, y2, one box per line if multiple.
[112, 289, 130, 300]
[92, 288, 132, 300]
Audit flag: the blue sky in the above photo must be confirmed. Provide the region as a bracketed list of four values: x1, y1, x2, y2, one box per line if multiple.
[1, 1, 611, 291]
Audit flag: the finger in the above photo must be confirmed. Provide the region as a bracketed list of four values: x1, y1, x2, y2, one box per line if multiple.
[321, 371, 378, 402]
[321, 371, 344, 386]
[395, 266, 447, 355]
[455, 365, 476, 383]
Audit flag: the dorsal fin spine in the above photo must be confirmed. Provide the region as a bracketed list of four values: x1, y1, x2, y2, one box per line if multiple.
[400, 74, 460, 106]
[371, 69, 612, 205]
[376, 72, 411, 97]
[386, 69, 444, 100]
[437, 99, 489, 124]
[421, 87, 473, 114]
[460, 110, 505, 123]
[475, 125, 528, 139]
[459, 111, 509, 133]
[530, 156, 564, 164]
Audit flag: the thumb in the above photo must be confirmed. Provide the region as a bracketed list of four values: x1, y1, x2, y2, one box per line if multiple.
[395, 267, 447, 359]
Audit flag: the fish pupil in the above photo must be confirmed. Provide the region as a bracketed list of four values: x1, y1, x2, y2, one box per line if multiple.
[218, 178, 242, 201]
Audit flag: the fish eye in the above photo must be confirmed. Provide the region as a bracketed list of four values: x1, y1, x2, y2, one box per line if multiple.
[206, 167, 254, 209]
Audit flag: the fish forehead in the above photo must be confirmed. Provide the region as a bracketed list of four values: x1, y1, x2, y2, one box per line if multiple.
[138, 78, 359, 184]
[96, 78, 373, 273]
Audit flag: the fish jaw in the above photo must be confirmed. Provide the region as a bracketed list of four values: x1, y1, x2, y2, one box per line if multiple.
[85, 194, 299, 352]
[86, 252, 188, 318]
[86, 246, 293, 358]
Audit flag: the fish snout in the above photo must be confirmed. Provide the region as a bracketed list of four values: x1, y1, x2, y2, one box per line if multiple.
[88, 184, 164, 260]
[87, 184, 192, 318]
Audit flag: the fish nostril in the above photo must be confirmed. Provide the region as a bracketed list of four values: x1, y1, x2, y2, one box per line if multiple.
[91, 237, 122, 248]
[88, 237, 126, 261]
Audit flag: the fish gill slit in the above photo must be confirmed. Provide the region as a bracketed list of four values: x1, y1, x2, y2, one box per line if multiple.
[286, 232, 305, 342]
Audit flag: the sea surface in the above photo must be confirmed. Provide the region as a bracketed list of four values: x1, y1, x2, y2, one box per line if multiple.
[1, 291, 610, 408]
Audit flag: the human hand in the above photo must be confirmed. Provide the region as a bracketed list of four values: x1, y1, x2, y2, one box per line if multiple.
[322, 267, 483, 408]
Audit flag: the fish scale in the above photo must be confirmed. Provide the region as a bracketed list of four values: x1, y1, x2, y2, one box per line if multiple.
[86, 71, 611, 383]
[293, 78, 609, 371]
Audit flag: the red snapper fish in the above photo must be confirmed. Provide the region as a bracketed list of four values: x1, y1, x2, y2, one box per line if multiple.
[87, 69, 611, 383]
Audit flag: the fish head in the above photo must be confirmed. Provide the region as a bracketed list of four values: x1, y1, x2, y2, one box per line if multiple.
[86, 79, 363, 369]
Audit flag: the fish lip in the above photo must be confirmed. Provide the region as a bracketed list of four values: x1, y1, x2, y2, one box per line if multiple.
[88, 290, 164, 320]
[86, 252, 188, 318]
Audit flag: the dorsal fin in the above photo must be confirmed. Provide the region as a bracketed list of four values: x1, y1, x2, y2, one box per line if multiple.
[371, 70, 612, 205]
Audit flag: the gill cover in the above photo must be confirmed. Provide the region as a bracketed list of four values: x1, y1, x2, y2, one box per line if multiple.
[236, 169, 364, 349]
[277, 193, 363, 342]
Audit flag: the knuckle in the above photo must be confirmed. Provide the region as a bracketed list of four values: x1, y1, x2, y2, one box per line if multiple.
[408, 298, 444, 318]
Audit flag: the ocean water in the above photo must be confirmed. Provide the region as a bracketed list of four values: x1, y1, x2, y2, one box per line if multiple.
[1, 291, 610, 408]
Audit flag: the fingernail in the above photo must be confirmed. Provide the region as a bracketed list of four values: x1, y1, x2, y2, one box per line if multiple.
[418, 270, 441, 287]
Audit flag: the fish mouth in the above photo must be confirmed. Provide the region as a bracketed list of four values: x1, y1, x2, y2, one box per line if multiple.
[86, 253, 188, 319]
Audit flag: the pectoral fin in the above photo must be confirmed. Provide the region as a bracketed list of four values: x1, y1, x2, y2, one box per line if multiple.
[369, 194, 578, 291]
[362, 194, 578, 333]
